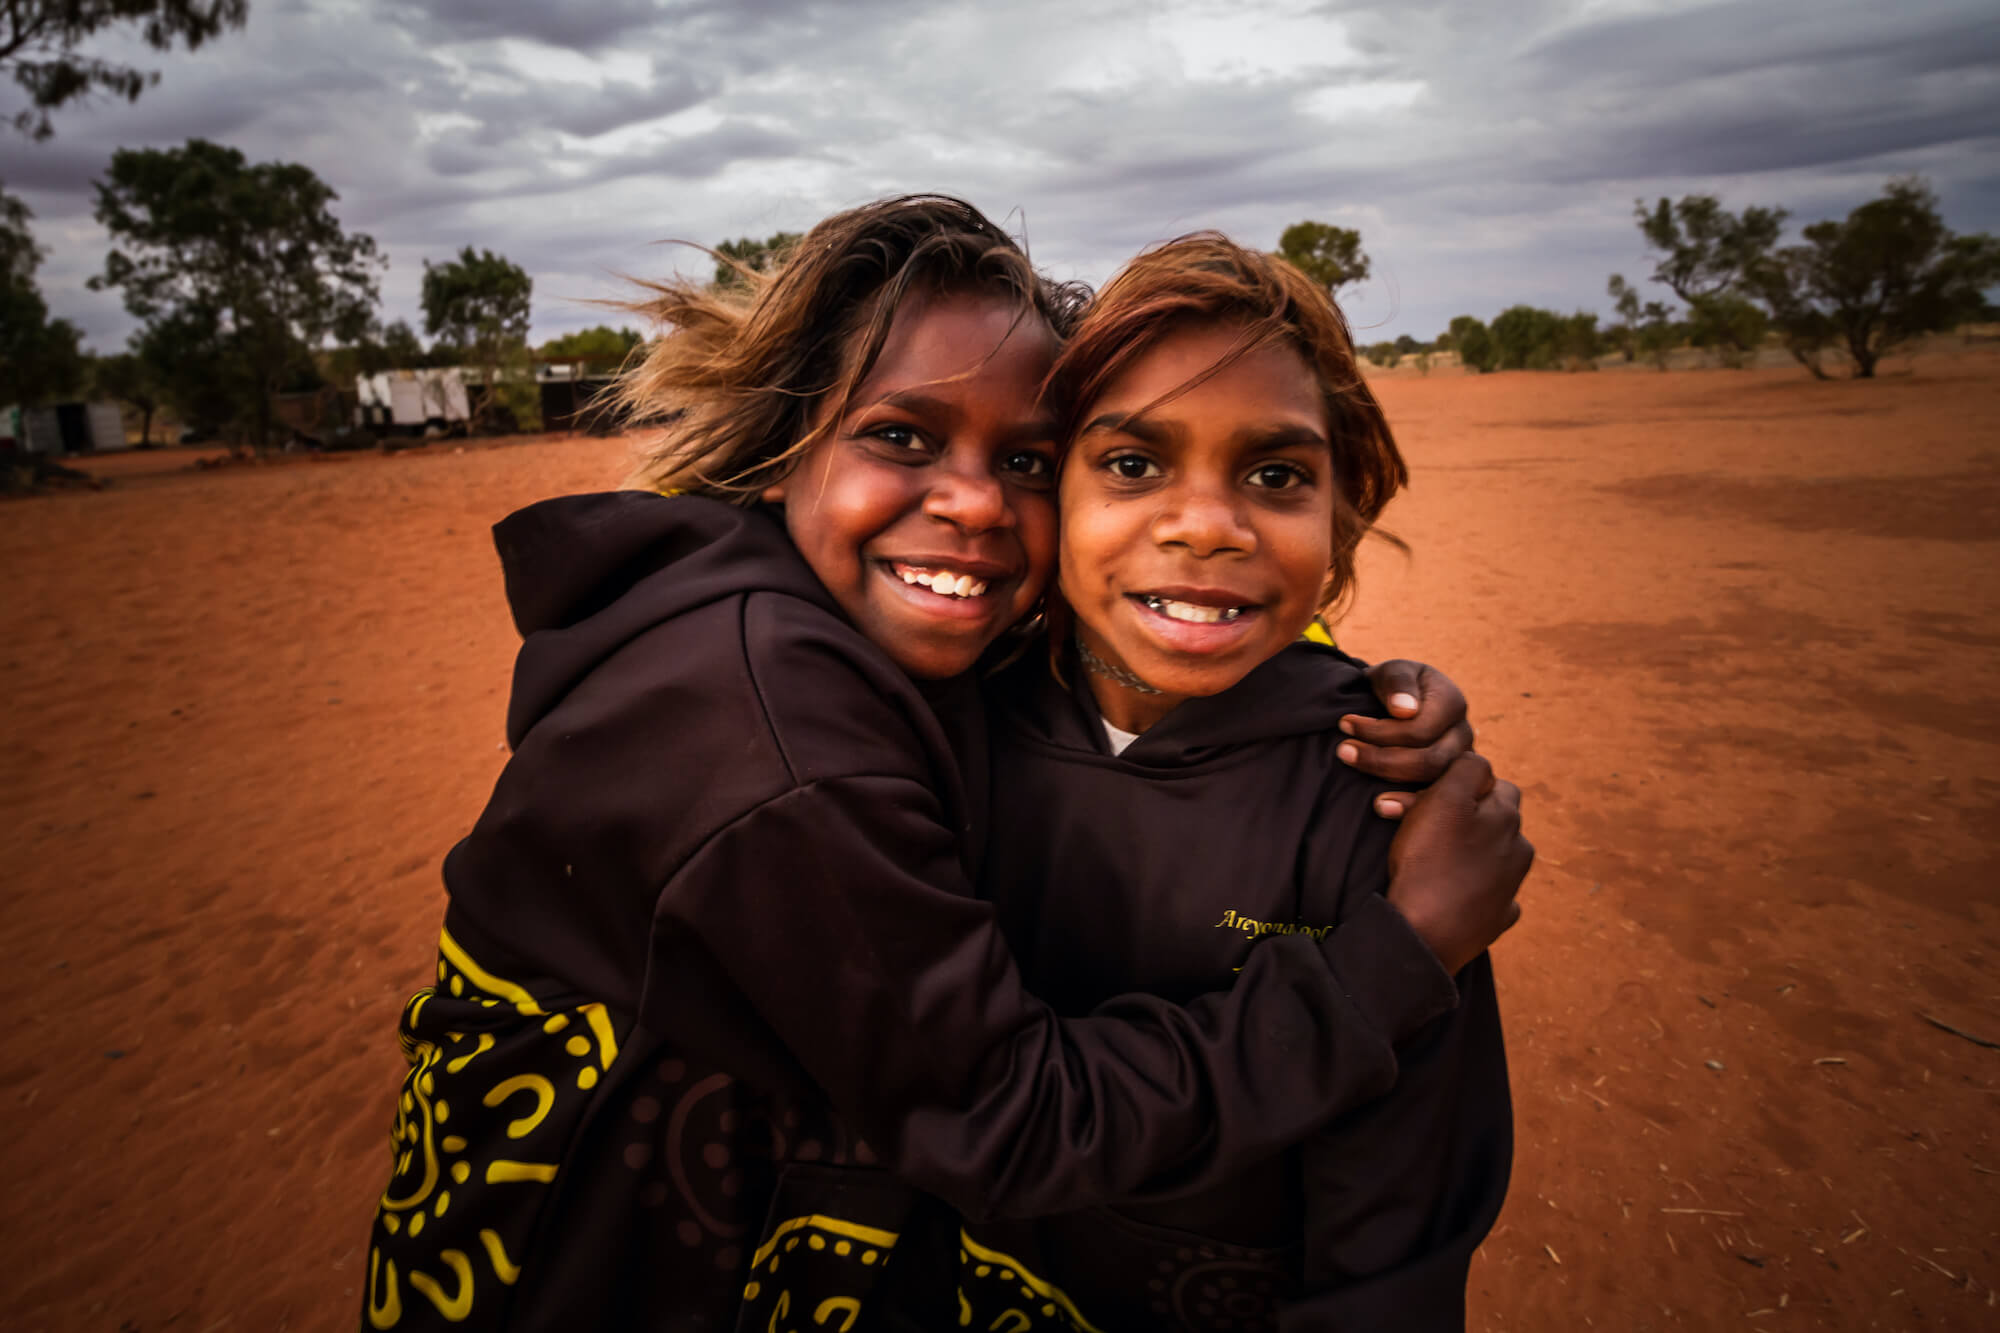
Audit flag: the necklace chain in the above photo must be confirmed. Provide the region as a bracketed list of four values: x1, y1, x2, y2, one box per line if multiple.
[1076, 635, 1163, 696]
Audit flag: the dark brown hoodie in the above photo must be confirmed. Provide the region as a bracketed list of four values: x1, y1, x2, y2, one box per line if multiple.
[361, 492, 1464, 1332]
[879, 643, 1511, 1333]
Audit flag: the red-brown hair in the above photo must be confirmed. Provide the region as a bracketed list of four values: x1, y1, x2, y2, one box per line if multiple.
[617, 195, 1085, 499]
[1049, 231, 1406, 615]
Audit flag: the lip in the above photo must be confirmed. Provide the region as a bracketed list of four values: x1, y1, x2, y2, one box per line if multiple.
[873, 558, 1015, 623]
[1122, 590, 1264, 655]
[1134, 584, 1263, 611]
[882, 553, 1018, 581]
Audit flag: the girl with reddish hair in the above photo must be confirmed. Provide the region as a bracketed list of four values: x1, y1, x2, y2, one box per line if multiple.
[880, 232, 1521, 1332]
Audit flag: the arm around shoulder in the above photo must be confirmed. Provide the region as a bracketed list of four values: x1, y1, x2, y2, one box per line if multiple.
[656, 768, 1470, 1221]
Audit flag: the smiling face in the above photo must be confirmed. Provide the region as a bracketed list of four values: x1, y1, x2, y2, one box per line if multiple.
[1059, 322, 1336, 732]
[763, 289, 1061, 680]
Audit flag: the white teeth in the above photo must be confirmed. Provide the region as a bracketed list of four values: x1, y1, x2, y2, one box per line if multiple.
[892, 565, 989, 599]
[1143, 596, 1245, 624]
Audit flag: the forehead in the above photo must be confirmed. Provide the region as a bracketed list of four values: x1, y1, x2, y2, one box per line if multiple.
[1092, 323, 1324, 431]
[852, 288, 1057, 401]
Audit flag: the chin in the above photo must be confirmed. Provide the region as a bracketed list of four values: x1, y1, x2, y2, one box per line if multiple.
[895, 648, 980, 680]
[1125, 648, 1262, 700]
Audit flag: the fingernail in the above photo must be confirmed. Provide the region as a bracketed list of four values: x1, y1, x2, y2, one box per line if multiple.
[1375, 796, 1403, 816]
[1338, 742, 1360, 765]
[1390, 692, 1419, 714]
[1339, 718, 1356, 736]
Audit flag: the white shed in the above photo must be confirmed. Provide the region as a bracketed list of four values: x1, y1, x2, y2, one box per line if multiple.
[357, 369, 472, 429]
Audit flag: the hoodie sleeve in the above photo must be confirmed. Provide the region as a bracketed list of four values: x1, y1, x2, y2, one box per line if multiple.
[661, 769, 1436, 1221]
[1281, 792, 1514, 1332]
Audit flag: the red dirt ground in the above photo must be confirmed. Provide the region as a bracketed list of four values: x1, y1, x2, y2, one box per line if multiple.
[4, 351, 1997, 1331]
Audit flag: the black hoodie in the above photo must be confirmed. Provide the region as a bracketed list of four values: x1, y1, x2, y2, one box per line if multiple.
[881, 644, 1511, 1333]
[362, 493, 1464, 1332]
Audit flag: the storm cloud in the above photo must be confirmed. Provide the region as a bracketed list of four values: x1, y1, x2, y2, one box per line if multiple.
[4, 0, 1994, 351]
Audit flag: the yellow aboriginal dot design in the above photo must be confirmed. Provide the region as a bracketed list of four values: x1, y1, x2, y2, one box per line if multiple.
[478, 1230, 520, 1286]
[447, 1033, 494, 1074]
[816, 1297, 861, 1330]
[809, 1235, 826, 1250]
[369, 928, 631, 1328]
[956, 1231, 1103, 1333]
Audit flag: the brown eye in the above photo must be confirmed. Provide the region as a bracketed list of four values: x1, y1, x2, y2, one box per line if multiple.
[869, 424, 922, 450]
[1247, 462, 1308, 490]
[1107, 454, 1160, 480]
[1001, 449, 1055, 489]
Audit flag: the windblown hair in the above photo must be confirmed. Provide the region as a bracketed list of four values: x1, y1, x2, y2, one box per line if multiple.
[618, 194, 1086, 499]
[1049, 231, 1407, 615]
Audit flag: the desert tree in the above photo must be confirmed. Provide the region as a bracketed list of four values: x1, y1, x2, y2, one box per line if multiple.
[123, 304, 229, 439]
[1447, 314, 1496, 373]
[540, 324, 643, 365]
[713, 231, 801, 291]
[422, 246, 534, 432]
[1749, 177, 2000, 379]
[1605, 274, 1642, 361]
[2, 0, 248, 139]
[90, 139, 383, 452]
[1685, 295, 1767, 370]
[1636, 194, 1785, 365]
[1, 185, 86, 407]
[1275, 221, 1370, 297]
[1608, 274, 1679, 370]
[377, 318, 425, 368]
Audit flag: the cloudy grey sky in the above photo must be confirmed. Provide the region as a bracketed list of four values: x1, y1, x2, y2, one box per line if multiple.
[6, 0, 1997, 352]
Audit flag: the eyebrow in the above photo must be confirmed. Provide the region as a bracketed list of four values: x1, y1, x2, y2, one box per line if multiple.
[1080, 411, 1167, 444]
[866, 388, 1058, 445]
[1079, 412, 1328, 453]
[1238, 422, 1331, 453]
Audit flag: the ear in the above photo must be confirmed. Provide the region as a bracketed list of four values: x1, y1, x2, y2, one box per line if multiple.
[760, 478, 787, 505]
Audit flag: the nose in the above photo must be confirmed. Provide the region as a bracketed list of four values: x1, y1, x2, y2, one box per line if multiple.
[921, 455, 1014, 533]
[1152, 478, 1254, 557]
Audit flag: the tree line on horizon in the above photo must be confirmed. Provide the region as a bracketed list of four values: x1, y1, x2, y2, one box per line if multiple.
[3, 138, 651, 451]
[1346, 182, 1999, 379]
[4, 0, 1997, 453]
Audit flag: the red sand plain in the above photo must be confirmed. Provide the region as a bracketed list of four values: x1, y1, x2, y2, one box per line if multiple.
[3, 349, 1997, 1331]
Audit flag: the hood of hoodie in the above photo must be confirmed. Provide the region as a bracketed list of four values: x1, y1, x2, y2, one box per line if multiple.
[493, 491, 835, 747]
[991, 635, 1382, 770]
